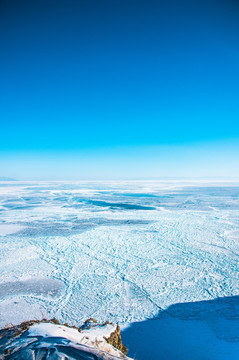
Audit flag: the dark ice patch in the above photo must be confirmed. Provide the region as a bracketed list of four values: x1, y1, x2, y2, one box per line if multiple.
[17, 218, 153, 237]
[0, 278, 64, 298]
[88, 200, 156, 210]
[117, 193, 158, 198]
[2, 203, 36, 210]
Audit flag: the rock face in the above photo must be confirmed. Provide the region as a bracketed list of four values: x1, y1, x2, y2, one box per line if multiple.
[105, 324, 128, 355]
[0, 319, 132, 360]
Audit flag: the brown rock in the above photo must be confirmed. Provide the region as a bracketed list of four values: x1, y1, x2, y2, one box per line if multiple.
[105, 324, 128, 355]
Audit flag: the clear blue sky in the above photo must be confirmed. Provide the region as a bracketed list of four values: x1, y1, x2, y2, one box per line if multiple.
[0, 0, 239, 179]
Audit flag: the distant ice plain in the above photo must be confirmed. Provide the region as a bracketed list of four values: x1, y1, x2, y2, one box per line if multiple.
[0, 180, 239, 358]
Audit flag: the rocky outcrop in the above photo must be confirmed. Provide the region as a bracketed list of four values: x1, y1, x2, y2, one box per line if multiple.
[0, 319, 132, 359]
[105, 324, 128, 355]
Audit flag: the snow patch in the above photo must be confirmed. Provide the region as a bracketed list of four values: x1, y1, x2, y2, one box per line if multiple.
[0, 223, 25, 236]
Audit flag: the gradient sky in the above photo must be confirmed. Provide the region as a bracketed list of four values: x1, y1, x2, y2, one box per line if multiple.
[0, 0, 239, 179]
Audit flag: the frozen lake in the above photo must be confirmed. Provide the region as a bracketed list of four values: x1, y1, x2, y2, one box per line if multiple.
[0, 180, 239, 358]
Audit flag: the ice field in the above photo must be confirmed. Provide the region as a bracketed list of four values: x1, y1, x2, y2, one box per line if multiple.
[0, 180, 239, 359]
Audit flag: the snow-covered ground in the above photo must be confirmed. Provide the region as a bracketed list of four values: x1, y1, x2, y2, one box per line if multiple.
[0, 180, 239, 358]
[0, 320, 131, 359]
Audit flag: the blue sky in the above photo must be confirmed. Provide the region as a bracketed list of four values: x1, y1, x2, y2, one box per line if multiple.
[0, 0, 239, 179]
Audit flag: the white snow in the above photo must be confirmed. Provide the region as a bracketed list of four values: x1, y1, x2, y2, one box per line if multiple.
[29, 322, 116, 341]
[0, 180, 239, 359]
[0, 223, 25, 236]
[0, 299, 48, 327]
[28, 322, 129, 358]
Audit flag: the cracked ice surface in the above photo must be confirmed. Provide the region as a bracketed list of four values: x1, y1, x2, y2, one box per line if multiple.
[0, 180, 239, 328]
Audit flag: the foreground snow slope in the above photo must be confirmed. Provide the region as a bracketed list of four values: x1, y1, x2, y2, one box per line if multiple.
[0, 320, 131, 359]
